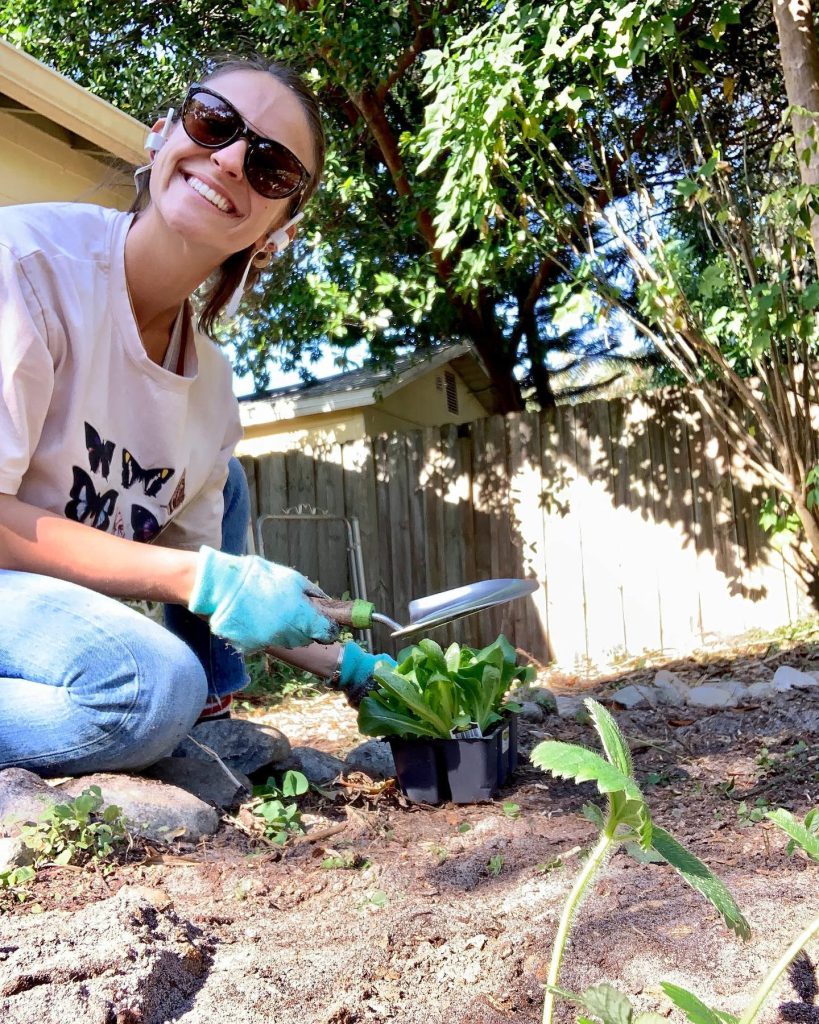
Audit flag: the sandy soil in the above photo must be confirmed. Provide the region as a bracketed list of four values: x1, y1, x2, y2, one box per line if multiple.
[0, 644, 818, 1024]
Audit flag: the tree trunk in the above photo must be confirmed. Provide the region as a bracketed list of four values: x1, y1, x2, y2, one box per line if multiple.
[772, 0, 819, 274]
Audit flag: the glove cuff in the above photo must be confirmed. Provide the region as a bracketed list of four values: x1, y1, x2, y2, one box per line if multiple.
[188, 546, 223, 615]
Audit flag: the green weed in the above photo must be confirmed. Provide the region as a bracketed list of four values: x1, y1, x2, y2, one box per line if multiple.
[251, 770, 310, 844]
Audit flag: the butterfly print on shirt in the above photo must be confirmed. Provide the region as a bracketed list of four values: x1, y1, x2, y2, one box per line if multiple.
[65, 467, 118, 531]
[164, 471, 186, 515]
[121, 450, 174, 497]
[131, 504, 161, 543]
[85, 422, 115, 478]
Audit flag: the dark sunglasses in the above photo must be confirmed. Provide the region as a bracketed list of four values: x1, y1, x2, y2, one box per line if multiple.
[180, 84, 310, 202]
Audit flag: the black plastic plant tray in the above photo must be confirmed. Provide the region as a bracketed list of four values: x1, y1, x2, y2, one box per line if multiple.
[388, 714, 519, 805]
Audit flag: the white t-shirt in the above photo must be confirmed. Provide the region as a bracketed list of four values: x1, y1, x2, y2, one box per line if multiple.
[0, 202, 242, 551]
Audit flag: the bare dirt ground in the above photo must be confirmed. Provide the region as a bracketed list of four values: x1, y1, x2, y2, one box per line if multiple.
[1, 633, 818, 1024]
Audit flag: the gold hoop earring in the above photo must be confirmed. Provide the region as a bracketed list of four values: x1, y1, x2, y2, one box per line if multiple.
[252, 249, 273, 269]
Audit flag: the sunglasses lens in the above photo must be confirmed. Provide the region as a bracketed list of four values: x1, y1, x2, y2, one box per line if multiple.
[184, 91, 239, 146]
[247, 140, 305, 200]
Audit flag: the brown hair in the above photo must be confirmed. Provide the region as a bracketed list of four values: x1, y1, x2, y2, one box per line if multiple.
[130, 54, 326, 337]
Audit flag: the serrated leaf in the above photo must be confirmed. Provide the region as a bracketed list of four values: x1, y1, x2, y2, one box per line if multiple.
[651, 827, 751, 939]
[585, 699, 633, 775]
[766, 809, 819, 860]
[660, 983, 738, 1024]
[531, 741, 642, 800]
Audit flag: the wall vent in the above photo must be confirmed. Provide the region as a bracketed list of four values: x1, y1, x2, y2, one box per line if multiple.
[444, 370, 459, 415]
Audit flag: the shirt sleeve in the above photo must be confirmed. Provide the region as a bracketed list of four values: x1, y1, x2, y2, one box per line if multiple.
[0, 245, 56, 495]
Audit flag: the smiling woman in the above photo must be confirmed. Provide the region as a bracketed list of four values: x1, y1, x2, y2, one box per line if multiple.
[0, 52, 389, 779]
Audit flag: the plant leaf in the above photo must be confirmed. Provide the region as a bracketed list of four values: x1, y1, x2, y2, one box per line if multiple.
[582, 983, 634, 1024]
[651, 827, 751, 940]
[660, 983, 738, 1024]
[369, 668, 451, 735]
[531, 741, 643, 800]
[585, 699, 633, 776]
[766, 809, 819, 861]
[357, 695, 443, 739]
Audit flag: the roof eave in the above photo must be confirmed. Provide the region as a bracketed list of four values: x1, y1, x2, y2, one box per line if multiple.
[0, 39, 146, 166]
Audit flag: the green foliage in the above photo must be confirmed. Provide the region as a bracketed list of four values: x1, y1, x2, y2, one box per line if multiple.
[251, 770, 310, 844]
[766, 807, 819, 859]
[0, 865, 36, 902]
[18, 786, 127, 869]
[535, 704, 819, 1024]
[487, 854, 504, 876]
[357, 635, 532, 739]
[237, 653, 321, 710]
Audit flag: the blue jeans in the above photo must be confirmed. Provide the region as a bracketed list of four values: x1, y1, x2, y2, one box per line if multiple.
[0, 458, 250, 777]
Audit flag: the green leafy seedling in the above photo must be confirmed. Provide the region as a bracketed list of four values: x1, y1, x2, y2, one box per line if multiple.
[503, 802, 521, 818]
[252, 770, 310, 844]
[532, 698, 750, 1024]
[358, 889, 388, 911]
[18, 786, 126, 869]
[487, 854, 504, 876]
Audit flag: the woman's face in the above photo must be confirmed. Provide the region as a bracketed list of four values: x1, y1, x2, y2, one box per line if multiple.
[147, 68, 315, 259]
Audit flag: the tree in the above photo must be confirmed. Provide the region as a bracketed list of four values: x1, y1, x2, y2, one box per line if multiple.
[0, 0, 711, 408]
[412, 0, 819, 561]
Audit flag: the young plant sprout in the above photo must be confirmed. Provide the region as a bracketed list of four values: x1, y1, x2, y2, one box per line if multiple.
[531, 698, 819, 1024]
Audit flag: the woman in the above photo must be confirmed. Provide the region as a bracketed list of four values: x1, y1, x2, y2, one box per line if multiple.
[0, 54, 390, 777]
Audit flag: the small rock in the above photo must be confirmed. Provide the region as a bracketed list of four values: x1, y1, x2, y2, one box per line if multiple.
[511, 687, 556, 711]
[654, 669, 690, 700]
[609, 685, 650, 709]
[745, 681, 775, 701]
[686, 681, 745, 709]
[517, 701, 546, 723]
[344, 741, 396, 779]
[0, 835, 34, 872]
[773, 666, 819, 692]
[282, 747, 347, 786]
[554, 694, 585, 718]
[60, 773, 220, 842]
[145, 757, 251, 809]
[175, 719, 291, 775]
[0, 768, 61, 833]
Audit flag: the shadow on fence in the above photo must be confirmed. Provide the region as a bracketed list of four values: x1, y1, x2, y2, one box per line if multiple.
[240, 390, 811, 669]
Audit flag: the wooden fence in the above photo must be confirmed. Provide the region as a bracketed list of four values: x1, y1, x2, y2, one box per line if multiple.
[240, 391, 813, 669]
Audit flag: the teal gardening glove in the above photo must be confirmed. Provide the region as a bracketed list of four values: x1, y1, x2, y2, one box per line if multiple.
[332, 642, 397, 707]
[189, 546, 339, 653]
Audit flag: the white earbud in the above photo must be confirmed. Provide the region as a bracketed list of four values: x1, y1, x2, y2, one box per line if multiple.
[224, 213, 305, 319]
[265, 212, 304, 254]
[144, 108, 175, 154]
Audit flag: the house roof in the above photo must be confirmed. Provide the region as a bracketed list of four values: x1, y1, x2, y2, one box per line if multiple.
[0, 39, 146, 167]
[239, 342, 501, 427]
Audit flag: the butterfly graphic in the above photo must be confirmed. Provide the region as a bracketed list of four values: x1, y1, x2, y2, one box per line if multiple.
[131, 504, 161, 543]
[121, 450, 174, 497]
[85, 422, 115, 479]
[65, 467, 118, 531]
[164, 471, 186, 515]
[112, 509, 126, 539]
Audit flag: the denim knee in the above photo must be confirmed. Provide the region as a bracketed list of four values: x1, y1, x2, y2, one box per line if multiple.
[0, 573, 209, 775]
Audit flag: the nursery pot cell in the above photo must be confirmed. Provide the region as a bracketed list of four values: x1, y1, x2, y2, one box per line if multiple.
[388, 714, 519, 805]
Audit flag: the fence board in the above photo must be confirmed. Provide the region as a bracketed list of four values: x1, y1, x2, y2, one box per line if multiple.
[255, 453, 288, 563]
[244, 392, 811, 671]
[314, 444, 348, 600]
[284, 450, 318, 586]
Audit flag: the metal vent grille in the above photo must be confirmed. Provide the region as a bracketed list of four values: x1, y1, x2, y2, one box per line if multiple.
[444, 370, 458, 415]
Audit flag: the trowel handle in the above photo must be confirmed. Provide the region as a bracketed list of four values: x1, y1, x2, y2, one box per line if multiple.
[311, 597, 375, 630]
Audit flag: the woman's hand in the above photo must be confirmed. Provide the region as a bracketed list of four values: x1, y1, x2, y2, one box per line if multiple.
[188, 545, 339, 652]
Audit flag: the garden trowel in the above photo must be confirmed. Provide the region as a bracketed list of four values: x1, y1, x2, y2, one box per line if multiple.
[314, 578, 538, 638]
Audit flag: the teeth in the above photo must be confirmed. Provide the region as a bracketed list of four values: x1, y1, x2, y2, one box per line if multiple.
[187, 175, 233, 213]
